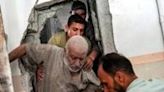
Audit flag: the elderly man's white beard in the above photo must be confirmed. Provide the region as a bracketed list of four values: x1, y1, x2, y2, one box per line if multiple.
[64, 57, 83, 73]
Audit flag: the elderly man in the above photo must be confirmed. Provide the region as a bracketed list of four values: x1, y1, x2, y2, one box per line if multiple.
[97, 53, 164, 92]
[36, 14, 90, 90]
[9, 36, 101, 92]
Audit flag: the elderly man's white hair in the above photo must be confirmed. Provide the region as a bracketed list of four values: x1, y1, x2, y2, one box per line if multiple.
[65, 35, 89, 54]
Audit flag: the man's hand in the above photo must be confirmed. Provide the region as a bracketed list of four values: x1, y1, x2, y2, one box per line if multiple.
[83, 56, 94, 71]
[83, 49, 97, 71]
[36, 64, 44, 81]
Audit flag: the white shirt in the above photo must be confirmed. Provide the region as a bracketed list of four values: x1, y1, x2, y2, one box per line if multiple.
[127, 78, 164, 92]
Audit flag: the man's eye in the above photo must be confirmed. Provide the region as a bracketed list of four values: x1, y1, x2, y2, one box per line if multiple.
[102, 83, 108, 88]
[73, 30, 77, 32]
[79, 58, 83, 61]
[70, 56, 76, 60]
[72, 28, 78, 31]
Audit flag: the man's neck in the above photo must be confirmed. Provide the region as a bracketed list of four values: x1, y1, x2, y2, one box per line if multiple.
[125, 75, 137, 90]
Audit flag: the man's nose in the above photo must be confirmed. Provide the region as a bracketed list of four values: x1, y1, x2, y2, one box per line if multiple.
[74, 59, 81, 66]
[76, 30, 81, 35]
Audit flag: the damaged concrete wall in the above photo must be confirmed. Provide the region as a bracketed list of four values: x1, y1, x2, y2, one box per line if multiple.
[0, 8, 14, 92]
[0, 0, 36, 77]
[156, 0, 164, 41]
[96, 0, 117, 54]
[105, 0, 164, 79]
[107, 0, 164, 57]
[0, 1, 37, 91]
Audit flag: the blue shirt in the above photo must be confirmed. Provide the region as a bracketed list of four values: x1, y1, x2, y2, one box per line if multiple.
[127, 78, 164, 92]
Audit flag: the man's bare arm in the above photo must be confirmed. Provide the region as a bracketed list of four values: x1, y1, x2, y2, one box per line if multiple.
[84, 49, 98, 70]
[9, 44, 27, 62]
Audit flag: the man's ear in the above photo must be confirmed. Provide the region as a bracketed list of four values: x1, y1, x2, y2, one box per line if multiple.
[114, 71, 125, 86]
[64, 47, 69, 55]
[64, 25, 68, 32]
[71, 10, 75, 15]
[64, 48, 68, 57]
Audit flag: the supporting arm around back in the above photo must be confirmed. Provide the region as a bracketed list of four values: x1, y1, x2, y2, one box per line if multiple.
[9, 44, 27, 62]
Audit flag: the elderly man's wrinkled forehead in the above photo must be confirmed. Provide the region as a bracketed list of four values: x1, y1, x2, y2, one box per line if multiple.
[65, 35, 89, 53]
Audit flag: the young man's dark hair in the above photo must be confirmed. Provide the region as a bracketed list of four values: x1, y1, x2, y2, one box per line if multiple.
[71, 1, 86, 13]
[100, 53, 135, 76]
[67, 14, 86, 27]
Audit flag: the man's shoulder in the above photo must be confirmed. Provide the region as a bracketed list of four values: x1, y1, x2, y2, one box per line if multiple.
[127, 78, 164, 92]
[83, 70, 100, 86]
[48, 31, 66, 47]
[52, 31, 66, 38]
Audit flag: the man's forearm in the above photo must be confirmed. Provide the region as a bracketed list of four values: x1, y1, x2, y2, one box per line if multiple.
[9, 44, 27, 62]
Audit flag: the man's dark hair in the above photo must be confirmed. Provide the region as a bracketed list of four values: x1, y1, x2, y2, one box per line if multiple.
[99, 53, 135, 76]
[67, 14, 86, 27]
[71, 1, 86, 13]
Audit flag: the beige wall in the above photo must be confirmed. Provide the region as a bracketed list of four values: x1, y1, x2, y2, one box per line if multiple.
[129, 52, 164, 79]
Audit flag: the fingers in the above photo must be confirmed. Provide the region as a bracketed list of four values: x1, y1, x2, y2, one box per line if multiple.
[83, 58, 93, 71]
[36, 66, 44, 81]
[84, 62, 92, 70]
[38, 73, 44, 81]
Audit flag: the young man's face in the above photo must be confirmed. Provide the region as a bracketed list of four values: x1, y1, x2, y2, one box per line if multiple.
[66, 22, 85, 38]
[98, 64, 125, 92]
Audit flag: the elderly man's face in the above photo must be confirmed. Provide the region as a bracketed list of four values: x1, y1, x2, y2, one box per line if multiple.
[66, 45, 86, 72]
[67, 22, 84, 38]
[98, 65, 125, 92]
